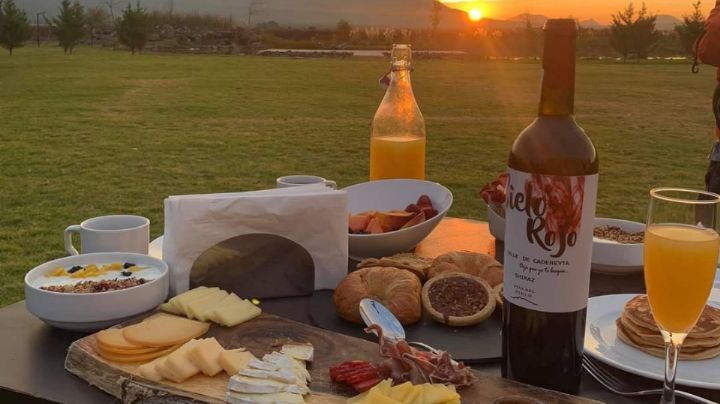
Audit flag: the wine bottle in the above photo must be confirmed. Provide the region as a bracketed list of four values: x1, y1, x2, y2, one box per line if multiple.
[501, 19, 599, 394]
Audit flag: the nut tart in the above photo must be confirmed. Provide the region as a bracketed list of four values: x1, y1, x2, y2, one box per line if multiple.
[421, 272, 495, 326]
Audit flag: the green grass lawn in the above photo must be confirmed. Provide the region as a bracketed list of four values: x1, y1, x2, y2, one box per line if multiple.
[0, 47, 717, 307]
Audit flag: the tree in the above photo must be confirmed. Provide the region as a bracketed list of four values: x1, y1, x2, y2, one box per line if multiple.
[116, 1, 150, 54]
[86, 6, 111, 47]
[0, 0, 31, 55]
[247, 0, 263, 27]
[675, 1, 706, 54]
[632, 3, 659, 59]
[51, 0, 86, 54]
[609, 2, 659, 61]
[430, 0, 442, 32]
[336, 19, 351, 42]
[610, 3, 635, 62]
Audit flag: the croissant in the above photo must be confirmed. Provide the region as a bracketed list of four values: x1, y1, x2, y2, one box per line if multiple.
[428, 251, 504, 287]
[333, 266, 422, 326]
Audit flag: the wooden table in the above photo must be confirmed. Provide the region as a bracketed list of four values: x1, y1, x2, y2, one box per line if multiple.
[0, 219, 716, 403]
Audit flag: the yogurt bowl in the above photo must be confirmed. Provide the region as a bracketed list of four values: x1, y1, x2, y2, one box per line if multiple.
[25, 252, 168, 331]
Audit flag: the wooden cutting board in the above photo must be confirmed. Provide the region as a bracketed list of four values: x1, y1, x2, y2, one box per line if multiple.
[65, 313, 598, 404]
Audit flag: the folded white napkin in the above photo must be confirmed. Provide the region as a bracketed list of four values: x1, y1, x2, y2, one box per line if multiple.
[163, 185, 348, 295]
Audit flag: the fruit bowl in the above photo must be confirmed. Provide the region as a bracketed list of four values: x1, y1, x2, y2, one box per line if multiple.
[24, 252, 168, 331]
[345, 179, 453, 259]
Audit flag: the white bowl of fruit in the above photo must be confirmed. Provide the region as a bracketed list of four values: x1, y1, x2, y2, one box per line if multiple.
[346, 179, 453, 259]
[480, 173, 507, 241]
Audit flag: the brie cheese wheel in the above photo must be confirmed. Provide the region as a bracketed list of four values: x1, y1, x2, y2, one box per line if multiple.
[225, 391, 305, 404]
[240, 367, 299, 384]
[228, 375, 309, 395]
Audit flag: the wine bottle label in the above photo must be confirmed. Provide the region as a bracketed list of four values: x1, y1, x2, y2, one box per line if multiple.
[503, 168, 598, 313]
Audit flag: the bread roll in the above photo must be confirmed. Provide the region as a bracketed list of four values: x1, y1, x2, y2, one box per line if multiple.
[428, 251, 504, 287]
[333, 266, 422, 326]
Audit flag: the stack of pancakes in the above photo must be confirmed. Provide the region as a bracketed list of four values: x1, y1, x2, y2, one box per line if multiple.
[616, 295, 720, 360]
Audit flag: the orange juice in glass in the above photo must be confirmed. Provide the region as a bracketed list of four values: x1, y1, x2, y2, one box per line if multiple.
[643, 188, 720, 404]
[370, 44, 426, 180]
[644, 224, 719, 333]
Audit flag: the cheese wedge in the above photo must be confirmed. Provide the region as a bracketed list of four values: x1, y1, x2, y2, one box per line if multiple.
[262, 352, 311, 382]
[220, 349, 256, 376]
[163, 286, 209, 314]
[228, 375, 309, 395]
[185, 290, 228, 320]
[187, 337, 225, 377]
[225, 391, 305, 404]
[210, 294, 261, 327]
[159, 301, 183, 315]
[280, 343, 314, 362]
[122, 314, 209, 347]
[204, 292, 237, 324]
[156, 339, 202, 383]
[239, 367, 298, 384]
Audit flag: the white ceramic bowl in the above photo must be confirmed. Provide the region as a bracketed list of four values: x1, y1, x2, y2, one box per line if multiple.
[591, 217, 645, 274]
[345, 179, 453, 259]
[25, 252, 169, 331]
[487, 204, 505, 241]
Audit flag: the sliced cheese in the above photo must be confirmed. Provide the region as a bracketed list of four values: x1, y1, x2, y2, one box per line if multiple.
[96, 328, 144, 349]
[122, 314, 209, 347]
[220, 349, 256, 376]
[421, 384, 460, 404]
[262, 352, 311, 382]
[159, 301, 183, 315]
[175, 287, 221, 316]
[185, 290, 228, 320]
[187, 337, 225, 377]
[96, 343, 179, 363]
[228, 375, 309, 395]
[205, 292, 237, 324]
[137, 355, 168, 382]
[211, 294, 261, 327]
[164, 286, 209, 314]
[249, 358, 279, 371]
[156, 339, 202, 383]
[225, 391, 305, 404]
[280, 343, 314, 362]
[239, 367, 298, 384]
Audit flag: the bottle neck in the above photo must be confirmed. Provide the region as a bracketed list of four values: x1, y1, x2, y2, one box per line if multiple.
[538, 33, 576, 117]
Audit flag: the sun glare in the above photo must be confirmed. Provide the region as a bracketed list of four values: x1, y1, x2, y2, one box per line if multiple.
[468, 8, 483, 21]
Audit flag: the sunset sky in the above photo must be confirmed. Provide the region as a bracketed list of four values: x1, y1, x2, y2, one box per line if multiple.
[440, 0, 716, 23]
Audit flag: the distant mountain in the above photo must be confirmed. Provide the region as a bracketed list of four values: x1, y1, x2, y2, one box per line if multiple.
[507, 13, 548, 28]
[655, 14, 682, 31]
[579, 19, 606, 29]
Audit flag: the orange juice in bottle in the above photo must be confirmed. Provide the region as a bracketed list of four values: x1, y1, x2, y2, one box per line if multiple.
[369, 44, 426, 180]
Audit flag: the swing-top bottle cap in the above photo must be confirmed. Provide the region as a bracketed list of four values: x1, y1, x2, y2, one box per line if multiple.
[544, 19, 578, 36]
[391, 44, 412, 70]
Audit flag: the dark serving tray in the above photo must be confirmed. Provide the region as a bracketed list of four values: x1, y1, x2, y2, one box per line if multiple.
[309, 290, 502, 364]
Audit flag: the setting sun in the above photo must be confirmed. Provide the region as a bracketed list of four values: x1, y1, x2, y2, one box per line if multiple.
[468, 8, 483, 21]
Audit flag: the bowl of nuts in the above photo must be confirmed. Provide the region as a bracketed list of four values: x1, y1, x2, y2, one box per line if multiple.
[591, 217, 645, 275]
[24, 252, 168, 331]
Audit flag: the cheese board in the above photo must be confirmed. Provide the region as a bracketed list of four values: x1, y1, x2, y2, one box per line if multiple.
[65, 311, 598, 403]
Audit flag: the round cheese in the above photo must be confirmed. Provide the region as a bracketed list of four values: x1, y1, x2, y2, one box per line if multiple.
[97, 343, 180, 363]
[122, 313, 210, 347]
[96, 328, 145, 349]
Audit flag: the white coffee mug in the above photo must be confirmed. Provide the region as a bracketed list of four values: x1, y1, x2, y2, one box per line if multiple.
[64, 215, 150, 256]
[276, 175, 337, 189]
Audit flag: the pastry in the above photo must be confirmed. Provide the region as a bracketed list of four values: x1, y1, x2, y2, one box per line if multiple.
[428, 251, 504, 287]
[493, 283, 504, 310]
[421, 272, 495, 326]
[357, 253, 433, 281]
[333, 266, 422, 326]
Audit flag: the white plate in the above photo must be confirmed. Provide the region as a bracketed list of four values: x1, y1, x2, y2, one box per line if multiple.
[585, 292, 720, 389]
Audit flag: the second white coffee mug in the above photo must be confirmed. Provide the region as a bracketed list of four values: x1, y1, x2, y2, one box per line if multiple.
[276, 175, 337, 189]
[64, 215, 150, 255]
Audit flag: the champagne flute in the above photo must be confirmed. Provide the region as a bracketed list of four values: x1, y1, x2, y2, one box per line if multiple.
[644, 188, 720, 404]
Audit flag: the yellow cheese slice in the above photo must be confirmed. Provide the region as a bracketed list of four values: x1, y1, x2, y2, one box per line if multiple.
[420, 384, 460, 404]
[388, 382, 413, 402]
[97, 343, 180, 363]
[122, 313, 210, 347]
[211, 294, 262, 327]
[156, 339, 202, 383]
[219, 349, 256, 376]
[96, 328, 145, 349]
[176, 287, 221, 316]
[186, 290, 228, 320]
[204, 292, 237, 324]
[160, 301, 183, 315]
[188, 337, 225, 377]
[137, 355, 168, 382]
[97, 341, 171, 355]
